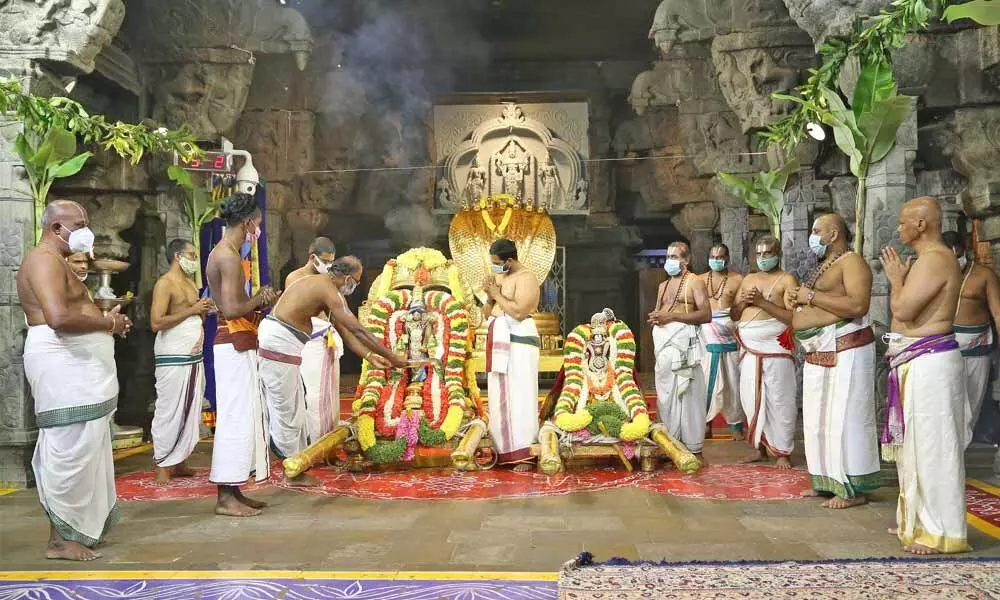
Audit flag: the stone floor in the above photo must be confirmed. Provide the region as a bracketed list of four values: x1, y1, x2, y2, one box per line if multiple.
[2, 439, 999, 572]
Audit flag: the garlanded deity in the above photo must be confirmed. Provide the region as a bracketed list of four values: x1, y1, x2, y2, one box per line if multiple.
[493, 141, 530, 200]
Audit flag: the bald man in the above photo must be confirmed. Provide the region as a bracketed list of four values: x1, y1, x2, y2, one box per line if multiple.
[788, 213, 880, 509]
[17, 200, 132, 561]
[261, 256, 405, 484]
[285, 237, 345, 442]
[648, 241, 712, 458]
[731, 235, 798, 469]
[942, 231, 1000, 447]
[880, 196, 969, 554]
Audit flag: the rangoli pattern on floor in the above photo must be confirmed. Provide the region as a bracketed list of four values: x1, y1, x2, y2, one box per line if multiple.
[0, 576, 557, 600]
[113, 463, 812, 502]
[558, 558, 1000, 599]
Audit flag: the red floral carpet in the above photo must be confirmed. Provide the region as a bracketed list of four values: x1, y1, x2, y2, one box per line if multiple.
[966, 480, 1000, 534]
[114, 463, 811, 502]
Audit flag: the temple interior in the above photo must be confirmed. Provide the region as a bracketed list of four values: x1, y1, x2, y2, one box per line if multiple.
[3, 0, 1000, 597]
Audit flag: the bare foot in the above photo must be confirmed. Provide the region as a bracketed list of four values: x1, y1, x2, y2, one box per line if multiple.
[739, 448, 768, 464]
[284, 473, 319, 488]
[822, 494, 868, 509]
[512, 463, 534, 472]
[800, 489, 821, 498]
[155, 467, 171, 484]
[171, 462, 195, 478]
[215, 495, 262, 517]
[234, 489, 268, 509]
[775, 456, 793, 470]
[730, 429, 745, 442]
[904, 542, 939, 555]
[46, 539, 101, 561]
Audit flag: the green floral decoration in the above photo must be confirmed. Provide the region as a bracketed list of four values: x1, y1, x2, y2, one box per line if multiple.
[364, 438, 408, 464]
[417, 418, 447, 446]
[586, 401, 628, 439]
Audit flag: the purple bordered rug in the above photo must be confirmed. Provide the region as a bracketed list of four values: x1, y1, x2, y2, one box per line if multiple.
[0, 575, 557, 600]
[558, 554, 1000, 599]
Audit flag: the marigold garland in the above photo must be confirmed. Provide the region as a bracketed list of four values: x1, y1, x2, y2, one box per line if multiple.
[553, 320, 648, 439]
[354, 283, 472, 462]
[357, 414, 377, 451]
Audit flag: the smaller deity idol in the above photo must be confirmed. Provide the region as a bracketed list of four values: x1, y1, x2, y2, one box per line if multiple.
[399, 286, 437, 383]
[538, 156, 561, 210]
[585, 308, 615, 388]
[464, 159, 487, 208]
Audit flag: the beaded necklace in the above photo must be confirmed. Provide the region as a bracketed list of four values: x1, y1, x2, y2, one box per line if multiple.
[707, 270, 728, 300]
[664, 272, 690, 312]
[805, 250, 849, 289]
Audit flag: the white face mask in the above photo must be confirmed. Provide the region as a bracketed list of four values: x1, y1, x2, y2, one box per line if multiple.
[245, 221, 261, 245]
[663, 259, 682, 277]
[75, 271, 88, 283]
[313, 256, 332, 273]
[340, 278, 358, 296]
[59, 222, 95, 255]
[179, 256, 200, 277]
[957, 255, 968, 270]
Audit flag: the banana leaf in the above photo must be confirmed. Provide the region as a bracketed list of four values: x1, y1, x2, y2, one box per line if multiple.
[820, 87, 865, 177]
[851, 58, 897, 121]
[47, 152, 93, 179]
[858, 95, 913, 165]
[943, 0, 1000, 25]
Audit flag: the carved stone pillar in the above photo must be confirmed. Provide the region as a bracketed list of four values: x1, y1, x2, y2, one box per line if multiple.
[0, 102, 35, 487]
[680, 203, 718, 273]
[866, 96, 918, 326]
[708, 176, 749, 273]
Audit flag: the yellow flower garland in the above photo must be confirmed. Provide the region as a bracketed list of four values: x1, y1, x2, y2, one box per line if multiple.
[555, 411, 593, 432]
[357, 414, 377, 451]
[619, 412, 650, 441]
[440, 405, 464, 439]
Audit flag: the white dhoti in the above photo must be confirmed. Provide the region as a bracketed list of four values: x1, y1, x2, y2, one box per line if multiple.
[487, 315, 540, 464]
[735, 318, 796, 456]
[209, 342, 269, 485]
[258, 315, 311, 459]
[955, 323, 994, 448]
[301, 316, 343, 441]
[701, 310, 744, 432]
[653, 321, 707, 453]
[884, 334, 969, 553]
[797, 318, 880, 498]
[152, 315, 205, 468]
[24, 325, 119, 547]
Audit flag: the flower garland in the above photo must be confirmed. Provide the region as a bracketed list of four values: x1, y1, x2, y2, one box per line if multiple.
[356, 285, 472, 462]
[553, 319, 649, 439]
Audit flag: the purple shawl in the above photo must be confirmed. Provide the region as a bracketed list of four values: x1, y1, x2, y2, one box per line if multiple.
[880, 333, 959, 462]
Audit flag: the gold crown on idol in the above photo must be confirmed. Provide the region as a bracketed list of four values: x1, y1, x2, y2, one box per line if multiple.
[371, 248, 466, 303]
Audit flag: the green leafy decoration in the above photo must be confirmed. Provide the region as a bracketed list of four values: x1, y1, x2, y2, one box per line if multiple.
[1, 78, 201, 244]
[851, 58, 897, 121]
[718, 159, 799, 240]
[943, 0, 1000, 24]
[417, 418, 447, 446]
[364, 438, 408, 464]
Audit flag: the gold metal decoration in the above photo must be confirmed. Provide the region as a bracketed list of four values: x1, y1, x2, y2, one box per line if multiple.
[282, 426, 350, 478]
[448, 194, 556, 298]
[451, 419, 487, 470]
[538, 426, 562, 475]
[650, 426, 702, 474]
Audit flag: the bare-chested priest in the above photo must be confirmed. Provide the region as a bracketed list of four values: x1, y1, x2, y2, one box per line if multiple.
[260, 256, 406, 484]
[788, 214, 879, 508]
[205, 192, 280, 517]
[483, 238, 541, 469]
[150, 239, 213, 484]
[649, 242, 712, 458]
[285, 237, 345, 442]
[17, 200, 132, 561]
[881, 196, 969, 554]
[942, 231, 1000, 447]
[730, 235, 798, 469]
[698, 243, 746, 440]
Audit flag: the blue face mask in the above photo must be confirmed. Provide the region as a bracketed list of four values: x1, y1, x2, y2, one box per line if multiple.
[757, 255, 779, 272]
[708, 258, 727, 272]
[491, 262, 509, 274]
[808, 234, 828, 258]
[663, 259, 683, 277]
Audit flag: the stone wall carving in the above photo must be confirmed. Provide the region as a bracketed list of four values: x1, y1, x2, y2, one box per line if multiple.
[434, 102, 589, 213]
[647, 0, 795, 56]
[782, 0, 891, 48]
[944, 107, 1000, 219]
[0, 0, 125, 72]
[73, 194, 141, 259]
[711, 28, 816, 132]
